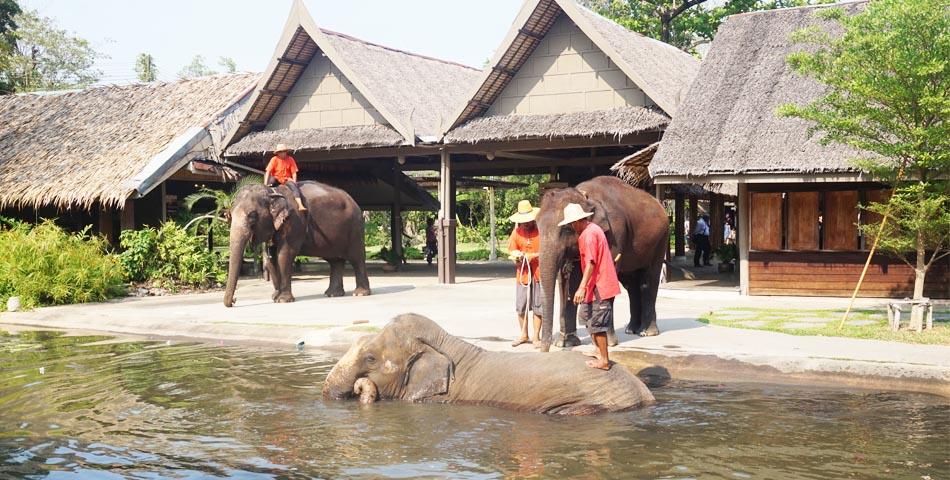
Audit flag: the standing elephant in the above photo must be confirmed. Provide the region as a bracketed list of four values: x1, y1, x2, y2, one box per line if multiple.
[537, 176, 669, 352]
[223, 181, 370, 307]
[322, 313, 655, 415]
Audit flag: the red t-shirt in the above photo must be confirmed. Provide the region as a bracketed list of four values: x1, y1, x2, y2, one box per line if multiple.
[508, 225, 540, 285]
[265, 155, 299, 184]
[578, 223, 620, 303]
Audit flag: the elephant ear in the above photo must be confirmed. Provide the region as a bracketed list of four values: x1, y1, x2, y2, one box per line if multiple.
[587, 198, 612, 234]
[269, 194, 291, 231]
[404, 344, 453, 402]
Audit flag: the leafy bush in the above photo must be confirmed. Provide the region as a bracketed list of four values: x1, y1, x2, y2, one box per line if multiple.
[371, 246, 402, 265]
[0, 220, 125, 310]
[403, 246, 423, 260]
[118, 222, 225, 289]
[457, 248, 492, 261]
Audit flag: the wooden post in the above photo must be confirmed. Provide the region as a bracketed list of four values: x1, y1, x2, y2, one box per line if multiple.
[438, 150, 456, 284]
[488, 184, 497, 261]
[737, 183, 750, 295]
[160, 182, 168, 223]
[674, 191, 685, 258]
[120, 199, 135, 232]
[688, 194, 698, 240]
[655, 185, 669, 283]
[390, 159, 403, 260]
[710, 194, 723, 252]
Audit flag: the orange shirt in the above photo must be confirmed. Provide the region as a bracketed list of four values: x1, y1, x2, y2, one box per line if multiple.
[508, 225, 540, 285]
[578, 223, 621, 302]
[265, 155, 299, 184]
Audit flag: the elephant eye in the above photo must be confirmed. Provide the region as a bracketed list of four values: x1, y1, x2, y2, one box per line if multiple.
[364, 355, 376, 364]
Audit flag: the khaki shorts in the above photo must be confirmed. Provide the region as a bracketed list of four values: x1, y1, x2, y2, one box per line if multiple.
[515, 279, 541, 315]
[578, 287, 614, 334]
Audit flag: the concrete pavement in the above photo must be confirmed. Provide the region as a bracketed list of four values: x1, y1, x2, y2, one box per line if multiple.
[2, 261, 947, 396]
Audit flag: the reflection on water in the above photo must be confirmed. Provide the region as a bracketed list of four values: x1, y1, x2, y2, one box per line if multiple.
[0, 330, 947, 479]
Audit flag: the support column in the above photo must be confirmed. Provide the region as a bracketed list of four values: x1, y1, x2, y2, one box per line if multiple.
[120, 199, 135, 232]
[99, 203, 115, 244]
[674, 191, 685, 258]
[390, 159, 403, 261]
[160, 182, 168, 223]
[488, 184, 497, 261]
[656, 185, 669, 283]
[688, 194, 698, 238]
[710, 194, 723, 252]
[437, 150, 456, 284]
[737, 183, 750, 295]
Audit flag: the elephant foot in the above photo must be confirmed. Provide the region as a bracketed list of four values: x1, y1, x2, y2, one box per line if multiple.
[271, 291, 280, 301]
[554, 332, 582, 348]
[353, 287, 371, 297]
[624, 323, 637, 335]
[276, 293, 296, 304]
[325, 287, 345, 298]
[638, 326, 660, 337]
[607, 330, 619, 347]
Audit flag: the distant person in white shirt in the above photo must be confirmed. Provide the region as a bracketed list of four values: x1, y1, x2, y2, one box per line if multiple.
[693, 214, 711, 267]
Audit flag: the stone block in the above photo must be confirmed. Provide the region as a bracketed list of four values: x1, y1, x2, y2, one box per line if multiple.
[557, 54, 584, 74]
[321, 110, 343, 127]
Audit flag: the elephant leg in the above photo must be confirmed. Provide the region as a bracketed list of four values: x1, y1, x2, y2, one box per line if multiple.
[638, 262, 662, 337]
[554, 262, 581, 348]
[274, 247, 296, 303]
[325, 258, 346, 297]
[620, 272, 643, 335]
[349, 252, 371, 297]
[263, 245, 281, 301]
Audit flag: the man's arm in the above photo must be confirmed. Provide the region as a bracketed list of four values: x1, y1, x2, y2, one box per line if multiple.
[573, 261, 595, 305]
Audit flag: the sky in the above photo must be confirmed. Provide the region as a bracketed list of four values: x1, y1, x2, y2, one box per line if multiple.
[19, 0, 523, 84]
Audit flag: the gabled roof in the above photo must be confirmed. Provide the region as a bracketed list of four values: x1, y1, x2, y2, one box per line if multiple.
[0, 73, 258, 209]
[443, 0, 700, 134]
[224, 0, 480, 151]
[650, 1, 870, 180]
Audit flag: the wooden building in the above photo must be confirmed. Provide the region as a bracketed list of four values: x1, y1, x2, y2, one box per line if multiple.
[0, 73, 259, 241]
[648, 1, 948, 298]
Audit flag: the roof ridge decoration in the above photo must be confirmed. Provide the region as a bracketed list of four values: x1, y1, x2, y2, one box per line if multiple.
[442, 0, 700, 136]
[223, 0, 417, 148]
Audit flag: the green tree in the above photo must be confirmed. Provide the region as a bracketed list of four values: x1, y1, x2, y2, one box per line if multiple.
[177, 54, 216, 79]
[135, 52, 157, 82]
[582, 0, 829, 54]
[4, 9, 101, 92]
[218, 56, 236, 73]
[0, 0, 20, 94]
[778, 0, 950, 329]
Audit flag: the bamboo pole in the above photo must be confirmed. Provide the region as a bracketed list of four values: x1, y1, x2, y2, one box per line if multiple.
[837, 161, 907, 331]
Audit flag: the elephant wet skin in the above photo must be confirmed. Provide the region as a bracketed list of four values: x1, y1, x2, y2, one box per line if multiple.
[322, 314, 655, 415]
[223, 182, 371, 307]
[537, 176, 669, 352]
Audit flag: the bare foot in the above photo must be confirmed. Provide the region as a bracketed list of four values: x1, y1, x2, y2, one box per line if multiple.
[511, 337, 530, 347]
[585, 359, 610, 370]
[532, 340, 542, 349]
[581, 349, 601, 360]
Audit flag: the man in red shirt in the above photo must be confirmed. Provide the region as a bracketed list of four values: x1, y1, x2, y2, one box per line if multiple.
[264, 143, 307, 211]
[508, 200, 542, 348]
[559, 203, 620, 370]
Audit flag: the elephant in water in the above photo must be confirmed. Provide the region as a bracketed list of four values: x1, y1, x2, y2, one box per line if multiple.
[322, 314, 655, 415]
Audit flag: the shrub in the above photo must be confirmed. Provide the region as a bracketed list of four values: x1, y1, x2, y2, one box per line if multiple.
[0, 220, 125, 310]
[403, 246, 423, 260]
[118, 222, 225, 290]
[457, 248, 492, 261]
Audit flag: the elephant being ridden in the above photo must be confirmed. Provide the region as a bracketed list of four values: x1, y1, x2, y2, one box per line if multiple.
[223, 182, 370, 307]
[537, 176, 669, 352]
[322, 313, 655, 415]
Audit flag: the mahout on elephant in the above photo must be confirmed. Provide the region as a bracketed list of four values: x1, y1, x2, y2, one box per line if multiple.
[322, 313, 655, 415]
[223, 181, 370, 307]
[537, 176, 669, 352]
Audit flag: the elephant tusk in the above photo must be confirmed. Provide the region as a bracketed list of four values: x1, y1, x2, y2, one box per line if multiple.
[353, 377, 378, 404]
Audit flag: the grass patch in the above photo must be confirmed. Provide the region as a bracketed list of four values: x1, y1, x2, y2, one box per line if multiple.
[699, 307, 950, 345]
[345, 326, 381, 332]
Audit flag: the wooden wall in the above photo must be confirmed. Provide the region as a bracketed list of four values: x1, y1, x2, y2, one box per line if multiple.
[749, 251, 950, 298]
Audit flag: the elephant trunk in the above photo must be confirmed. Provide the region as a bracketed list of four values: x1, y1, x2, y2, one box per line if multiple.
[538, 247, 565, 353]
[322, 337, 367, 400]
[223, 226, 250, 308]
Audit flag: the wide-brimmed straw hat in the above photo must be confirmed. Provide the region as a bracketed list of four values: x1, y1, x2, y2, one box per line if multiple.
[274, 143, 291, 153]
[509, 200, 540, 223]
[557, 203, 594, 226]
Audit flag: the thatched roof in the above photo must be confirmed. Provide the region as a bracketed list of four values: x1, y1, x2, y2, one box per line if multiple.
[445, 106, 668, 144]
[650, 1, 869, 180]
[227, 125, 405, 156]
[0, 73, 258, 209]
[224, 0, 480, 153]
[611, 142, 658, 186]
[444, 0, 700, 133]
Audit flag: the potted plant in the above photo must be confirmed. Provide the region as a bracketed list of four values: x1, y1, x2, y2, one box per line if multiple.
[715, 243, 737, 273]
[373, 247, 402, 272]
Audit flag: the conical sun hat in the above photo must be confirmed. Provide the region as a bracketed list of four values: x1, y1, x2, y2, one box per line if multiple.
[274, 143, 291, 153]
[509, 200, 540, 223]
[557, 203, 594, 226]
